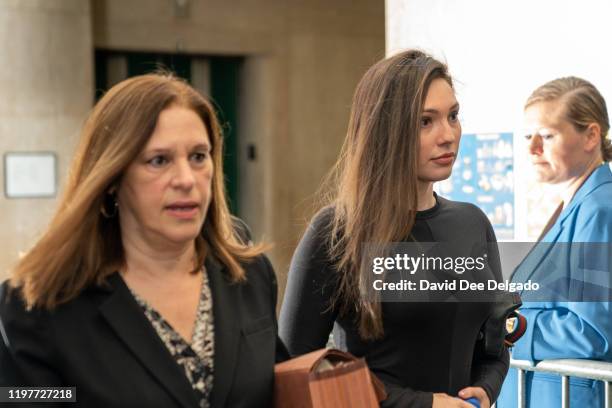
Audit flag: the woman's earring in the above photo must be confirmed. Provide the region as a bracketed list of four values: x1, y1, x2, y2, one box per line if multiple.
[100, 193, 118, 218]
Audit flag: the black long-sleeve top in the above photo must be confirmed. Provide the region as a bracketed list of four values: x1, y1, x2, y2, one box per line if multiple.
[279, 195, 510, 407]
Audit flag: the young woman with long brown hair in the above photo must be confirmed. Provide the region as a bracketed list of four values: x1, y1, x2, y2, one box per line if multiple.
[0, 74, 285, 407]
[279, 50, 509, 408]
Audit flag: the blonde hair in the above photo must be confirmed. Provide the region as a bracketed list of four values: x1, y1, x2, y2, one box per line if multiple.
[325, 50, 453, 339]
[525, 76, 612, 161]
[11, 74, 265, 309]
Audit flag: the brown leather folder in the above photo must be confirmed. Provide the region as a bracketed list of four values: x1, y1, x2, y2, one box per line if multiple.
[274, 348, 387, 408]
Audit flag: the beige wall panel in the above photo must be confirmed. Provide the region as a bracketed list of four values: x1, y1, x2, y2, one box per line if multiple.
[1, 0, 90, 14]
[93, 0, 287, 54]
[238, 56, 273, 240]
[288, 33, 384, 208]
[0, 2, 93, 279]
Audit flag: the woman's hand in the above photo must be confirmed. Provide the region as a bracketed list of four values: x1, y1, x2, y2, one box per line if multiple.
[458, 386, 491, 408]
[432, 393, 474, 407]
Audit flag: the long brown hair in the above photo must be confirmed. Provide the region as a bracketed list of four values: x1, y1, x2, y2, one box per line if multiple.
[11, 74, 265, 309]
[325, 50, 453, 340]
[525, 76, 612, 162]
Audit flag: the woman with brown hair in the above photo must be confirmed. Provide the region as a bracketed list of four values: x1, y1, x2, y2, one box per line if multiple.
[0, 74, 285, 407]
[279, 50, 510, 408]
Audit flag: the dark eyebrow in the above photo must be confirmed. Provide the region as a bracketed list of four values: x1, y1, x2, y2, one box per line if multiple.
[422, 103, 460, 114]
[192, 143, 211, 150]
[143, 142, 211, 155]
[144, 148, 172, 155]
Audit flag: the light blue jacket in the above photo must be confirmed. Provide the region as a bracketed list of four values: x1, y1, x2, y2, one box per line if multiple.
[497, 163, 612, 408]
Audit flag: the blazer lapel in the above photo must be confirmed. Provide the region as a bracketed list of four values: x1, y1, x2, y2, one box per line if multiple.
[513, 165, 612, 299]
[206, 257, 242, 408]
[511, 223, 564, 286]
[98, 273, 199, 408]
[516, 165, 612, 284]
[558, 163, 612, 224]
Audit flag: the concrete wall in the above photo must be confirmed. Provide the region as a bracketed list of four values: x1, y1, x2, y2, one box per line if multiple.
[0, 0, 93, 279]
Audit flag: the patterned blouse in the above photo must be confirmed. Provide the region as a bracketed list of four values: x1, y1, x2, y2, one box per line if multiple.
[130, 271, 215, 408]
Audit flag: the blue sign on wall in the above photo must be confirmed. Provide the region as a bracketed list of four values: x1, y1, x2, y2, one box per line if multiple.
[437, 132, 514, 239]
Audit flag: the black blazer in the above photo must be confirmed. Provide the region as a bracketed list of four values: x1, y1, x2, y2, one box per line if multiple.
[0, 255, 287, 408]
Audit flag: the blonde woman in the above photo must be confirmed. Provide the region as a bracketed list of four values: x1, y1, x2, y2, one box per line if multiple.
[0, 74, 285, 408]
[498, 77, 612, 408]
[280, 50, 509, 408]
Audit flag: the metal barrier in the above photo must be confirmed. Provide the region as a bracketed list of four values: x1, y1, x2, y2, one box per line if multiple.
[506, 358, 612, 408]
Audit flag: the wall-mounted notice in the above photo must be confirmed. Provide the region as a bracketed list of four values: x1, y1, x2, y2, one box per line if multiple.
[437, 133, 514, 240]
[4, 152, 57, 198]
